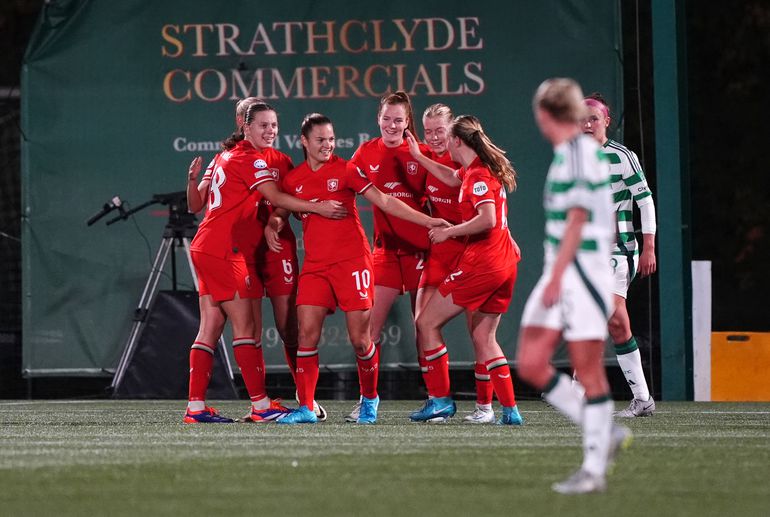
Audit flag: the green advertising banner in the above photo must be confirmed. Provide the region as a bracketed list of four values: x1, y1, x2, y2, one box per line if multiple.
[22, 0, 622, 376]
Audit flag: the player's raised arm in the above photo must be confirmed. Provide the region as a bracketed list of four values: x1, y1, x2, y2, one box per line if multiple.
[362, 186, 449, 229]
[405, 130, 461, 188]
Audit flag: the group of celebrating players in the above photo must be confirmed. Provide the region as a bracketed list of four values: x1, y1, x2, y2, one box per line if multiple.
[181, 77, 657, 494]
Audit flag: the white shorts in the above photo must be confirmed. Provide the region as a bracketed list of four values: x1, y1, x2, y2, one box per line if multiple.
[610, 253, 639, 298]
[521, 259, 613, 342]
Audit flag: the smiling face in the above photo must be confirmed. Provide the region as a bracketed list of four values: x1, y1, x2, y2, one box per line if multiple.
[301, 122, 335, 168]
[377, 103, 408, 147]
[422, 114, 451, 156]
[582, 105, 610, 144]
[244, 109, 278, 150]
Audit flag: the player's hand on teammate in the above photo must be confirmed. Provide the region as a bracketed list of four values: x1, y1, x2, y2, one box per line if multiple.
[315, 200, 348, 219]
[639, 247, 657, 277]
[265, 214, 285, 252]
[429, 224, 452, 244]
[404, 130, 424, 159]
[188, 156, 202, 181]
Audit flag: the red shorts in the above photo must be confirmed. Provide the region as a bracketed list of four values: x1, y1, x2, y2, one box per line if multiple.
[438, 262, 518, 314]
[257, 250, 299, 298]
[372, 249, 425, 293]
[192, 251, 255, 302]
[297, 254, 374, 313]
[243, 262, 263, 300]
[419, 240, 465, 289]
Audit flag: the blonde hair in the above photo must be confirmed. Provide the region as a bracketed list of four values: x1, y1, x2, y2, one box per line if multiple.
[235, 97, 264, 120]
[451, 115, 517, 192]
[533, 78, 586, 123]
[422, 103, 453, 122]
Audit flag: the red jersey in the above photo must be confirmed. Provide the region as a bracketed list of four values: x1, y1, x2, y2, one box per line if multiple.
[253, 147, 296, 260]
[456, 157, 520, 269]
[281, 155, 373, 266]
[191, 140, 274, 260]
[426, 151, 463, 225]
[201, 153, 264, 265]
[351, 138, 430, 254]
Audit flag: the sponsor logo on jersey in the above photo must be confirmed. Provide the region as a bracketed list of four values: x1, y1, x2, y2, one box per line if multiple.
[254, 159, 268, 169]
[255, 170, 272, 180]
[472, 181, 489, 195]
[295, 185, 303, 193]
[270, 168, 279, 179]
[427, 185, 439, 193]
[407, 161, 418, 175]
[369, 164, 380, 173]
[387, 192, 413, 199]
[327, 178, 339, 192]
[384, 181, 401, 190]
[429, 196, 452, 204]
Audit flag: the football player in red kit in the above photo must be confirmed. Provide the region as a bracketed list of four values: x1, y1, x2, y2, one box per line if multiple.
[265, 113, 449, 424]
[415, 104, 497, 423]
[405, 115, 523, 425]
[183, 103, 347, 423]
[346, 91, 433, 421]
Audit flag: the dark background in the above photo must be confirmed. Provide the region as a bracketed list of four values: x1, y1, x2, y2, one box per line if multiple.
[1, 1, 768, 399]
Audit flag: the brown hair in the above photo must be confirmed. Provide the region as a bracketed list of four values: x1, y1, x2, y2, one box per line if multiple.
[533, 78, 586, 123]
[235, 97, 264, 120]
[299, 112, 333, 160]
[221, 101, 275, 151]
[451, 115, 517, 192]
[378, 90, 416, 137]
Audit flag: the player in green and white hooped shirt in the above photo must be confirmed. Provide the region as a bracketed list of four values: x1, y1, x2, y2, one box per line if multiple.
[583, 94, 657, 418]
[517, 79, 631, 495]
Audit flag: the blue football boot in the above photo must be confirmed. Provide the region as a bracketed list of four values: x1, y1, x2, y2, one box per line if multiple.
[496, 405, 524, 425]
[409, 396, 456, 423]
[357, 395, 380, 424]
[276, 405, 318, 424]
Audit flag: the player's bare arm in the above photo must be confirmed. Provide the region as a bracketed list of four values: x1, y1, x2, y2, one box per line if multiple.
[257, 181, 347, 219]
[429, 202, 495, 244]
[186, 156, 210, 213]
[363, 187, 449, 229]
[405, 130, 461, 187]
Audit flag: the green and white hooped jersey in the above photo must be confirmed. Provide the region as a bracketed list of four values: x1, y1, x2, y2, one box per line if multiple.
[543, 134, 613, 268]
[604, 139, 652, 256]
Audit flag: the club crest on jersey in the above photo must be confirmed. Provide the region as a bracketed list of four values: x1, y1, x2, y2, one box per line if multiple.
[327, 179, 339, 192]
[369, 164, 380, 173]
[253, 159, 268, 169]
[472, 181, 489, 195]
[407, 161, 418, 175]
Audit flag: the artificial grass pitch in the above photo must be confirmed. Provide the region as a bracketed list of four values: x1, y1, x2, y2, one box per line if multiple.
[1, 400, 768, 517]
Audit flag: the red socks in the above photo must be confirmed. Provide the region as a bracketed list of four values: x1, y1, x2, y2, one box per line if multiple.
[284, 344, 298, 384]
[296, 347, 319, 408]
[474, 362, 494, 405]
[188, 341, 215, 402]
[486, 357, 516, 407]
[356, 343, 379, 399]
[233, 337, 266, 403]
[423, 345, 450, 398]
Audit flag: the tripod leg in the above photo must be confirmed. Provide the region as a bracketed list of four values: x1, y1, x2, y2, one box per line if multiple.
[111, 237, 174, 391]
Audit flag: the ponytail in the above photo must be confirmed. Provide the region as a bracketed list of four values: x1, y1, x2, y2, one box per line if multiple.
[451, 115, 517, 192]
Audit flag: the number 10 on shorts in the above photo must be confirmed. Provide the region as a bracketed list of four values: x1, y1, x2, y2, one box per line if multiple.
[352, 269, 371, 298]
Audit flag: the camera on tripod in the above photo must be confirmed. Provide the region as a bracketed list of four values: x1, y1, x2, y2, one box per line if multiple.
[86, 191, 236, 396]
